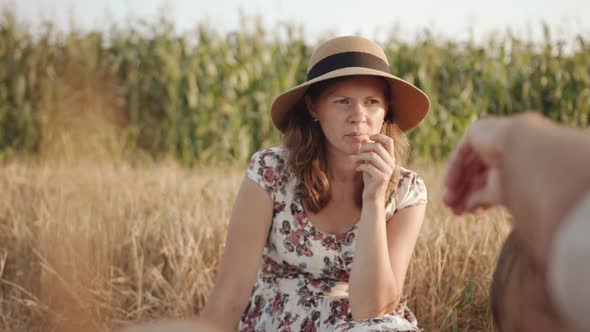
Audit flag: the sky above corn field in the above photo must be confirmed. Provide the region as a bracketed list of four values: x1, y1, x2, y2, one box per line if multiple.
[6, 0, 590, 43]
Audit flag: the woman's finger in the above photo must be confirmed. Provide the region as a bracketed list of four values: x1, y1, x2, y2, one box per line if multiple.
[356, 162, 385, 180]
[369, 134, 395, 157]
[360, 141, 395, 167]
[355, 151, 392, 175]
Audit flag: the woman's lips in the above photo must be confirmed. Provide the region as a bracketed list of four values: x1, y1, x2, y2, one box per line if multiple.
[345, 132, 369, 142]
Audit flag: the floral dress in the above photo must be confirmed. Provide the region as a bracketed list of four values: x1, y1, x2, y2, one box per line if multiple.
[239, 146, 428, 332]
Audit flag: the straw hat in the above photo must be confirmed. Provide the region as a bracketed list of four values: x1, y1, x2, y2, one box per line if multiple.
[270, 36, 430, 133]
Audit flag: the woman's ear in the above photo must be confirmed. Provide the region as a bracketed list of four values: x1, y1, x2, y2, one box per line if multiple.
[305, 95, 316, 118]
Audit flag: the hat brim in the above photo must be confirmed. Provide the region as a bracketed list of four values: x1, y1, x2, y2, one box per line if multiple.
[270, 67, 430, 133]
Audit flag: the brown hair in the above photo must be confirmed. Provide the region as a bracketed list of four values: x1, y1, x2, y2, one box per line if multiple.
[490, 231, 562, 332]
[282, 75, 410, 213]
[491, 231, 526, 331]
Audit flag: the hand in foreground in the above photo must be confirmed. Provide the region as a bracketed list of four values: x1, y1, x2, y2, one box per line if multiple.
[443, 117, 512, 215]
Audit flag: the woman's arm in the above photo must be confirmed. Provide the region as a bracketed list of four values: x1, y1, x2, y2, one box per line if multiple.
[385, 204, 425, 301]
[349, 133, 426, 320]
[199, 177, 273, 331]
[348, 198, 395, 320]
[348, 201, 425, 320]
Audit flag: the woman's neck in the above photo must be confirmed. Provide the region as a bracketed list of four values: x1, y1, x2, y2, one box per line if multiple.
[326, 149, 362, 184]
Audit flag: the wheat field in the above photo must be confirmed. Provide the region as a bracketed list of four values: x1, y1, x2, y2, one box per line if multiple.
[0, 157, 511, 332]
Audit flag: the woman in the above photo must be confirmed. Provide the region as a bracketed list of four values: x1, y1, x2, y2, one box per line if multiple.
[201, 36, 430, 331]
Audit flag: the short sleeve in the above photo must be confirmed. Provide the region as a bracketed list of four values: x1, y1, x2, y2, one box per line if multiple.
[396, 171, 427, 210]
[245, 147, 288, 200]
[385, 169, 427, 220]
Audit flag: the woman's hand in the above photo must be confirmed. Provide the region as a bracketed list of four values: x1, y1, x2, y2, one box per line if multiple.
[355, 134, 396, 202]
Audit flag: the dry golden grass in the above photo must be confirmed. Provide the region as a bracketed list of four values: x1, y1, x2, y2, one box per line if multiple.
[0, 158, 510, 332]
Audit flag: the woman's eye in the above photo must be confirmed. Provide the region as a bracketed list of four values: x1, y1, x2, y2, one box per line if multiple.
[335, 99, 349, 104]
[368, 99, 380, 105]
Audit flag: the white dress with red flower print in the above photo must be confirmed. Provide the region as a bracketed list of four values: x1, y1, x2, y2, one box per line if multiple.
[239, 146, 428, 332]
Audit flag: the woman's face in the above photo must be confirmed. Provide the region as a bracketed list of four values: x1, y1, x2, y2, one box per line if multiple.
[306, 76, 389, 156]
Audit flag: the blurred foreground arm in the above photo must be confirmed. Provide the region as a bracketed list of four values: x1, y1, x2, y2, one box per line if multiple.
[443, 112, 590, 331]
[499, 114, 590, 268]
[444, 112, 590, 267]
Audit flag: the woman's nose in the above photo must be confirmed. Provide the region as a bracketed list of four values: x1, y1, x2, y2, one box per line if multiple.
[349, 103, 367, 123]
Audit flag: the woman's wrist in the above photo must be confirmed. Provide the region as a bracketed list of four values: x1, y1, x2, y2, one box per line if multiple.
[362, 191, 386, 205]
[361, 196, 386, 217]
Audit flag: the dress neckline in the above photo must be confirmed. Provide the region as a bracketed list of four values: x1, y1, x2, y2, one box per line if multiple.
[296, 196, 359, 239]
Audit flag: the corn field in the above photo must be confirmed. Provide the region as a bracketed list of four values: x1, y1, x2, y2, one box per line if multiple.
[0, 10, 589, 164]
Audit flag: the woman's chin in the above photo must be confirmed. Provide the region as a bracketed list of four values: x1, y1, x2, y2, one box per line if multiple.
[327, 140, 364, 155]
[335, 142, 361, 154]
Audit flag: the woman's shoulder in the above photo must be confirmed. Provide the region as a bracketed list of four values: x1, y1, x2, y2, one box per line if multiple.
[248, 145, 290, 173]
[391, 166, 428, 211]
[397, 167, 426, 188]
[246, 145, 291, 198]
[251, 145, 289, 162]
